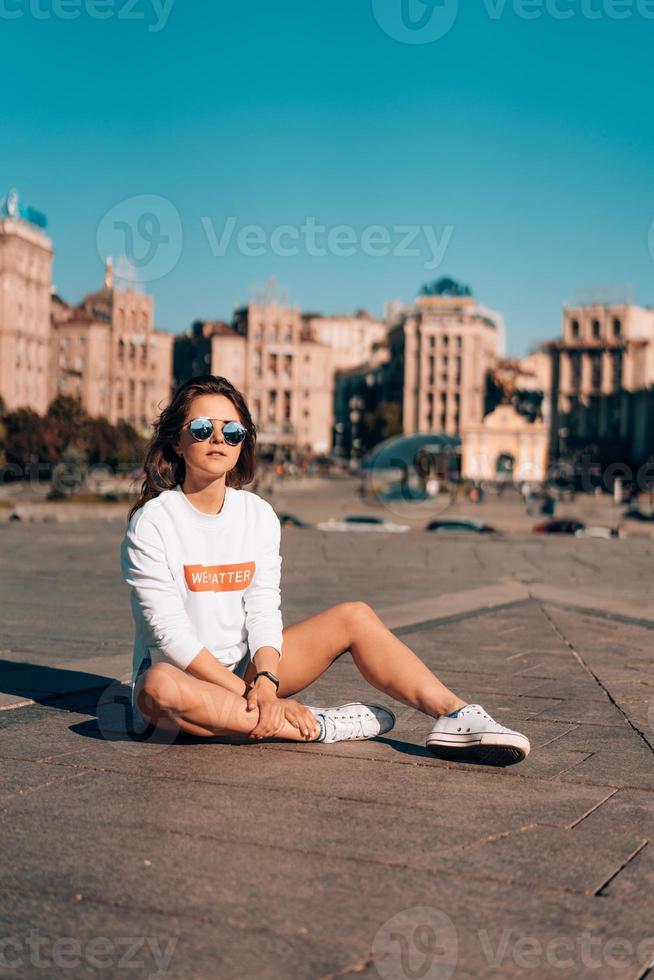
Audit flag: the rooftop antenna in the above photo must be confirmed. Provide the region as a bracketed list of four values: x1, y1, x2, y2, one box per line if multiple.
[572, 284, 633, 306]
[253, 276, 280, 306]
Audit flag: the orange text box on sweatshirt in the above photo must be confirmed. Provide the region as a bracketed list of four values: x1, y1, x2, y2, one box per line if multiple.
[184, 561, 256, 592]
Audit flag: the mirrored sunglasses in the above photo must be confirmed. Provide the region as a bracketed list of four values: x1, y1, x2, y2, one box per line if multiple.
[183, 417, 249, 446]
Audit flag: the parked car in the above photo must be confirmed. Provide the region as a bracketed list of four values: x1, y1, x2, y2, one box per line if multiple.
[532, 519, 585, 535]
[624, 508, 654, 522]
[575, 526, 625, 540]
[276, 512, 308, 528]
[425, 519, 498, 534]
[317, 514, 410, 533]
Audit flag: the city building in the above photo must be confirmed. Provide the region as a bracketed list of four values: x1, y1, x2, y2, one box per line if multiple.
[173, 319, 223, 387]
[333, 342, 394, 460]
[386, 284, 504, 438]
[302, 311, 387, 372]
[206, 302, 334, 454]
[462, 403, 549, 484]
[548, 302, 654, 469]
[0, 190, 53, 414]
[51, 259, 174, 434]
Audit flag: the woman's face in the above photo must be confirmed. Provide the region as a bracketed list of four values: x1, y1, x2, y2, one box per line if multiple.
[173, 393, 245, 481]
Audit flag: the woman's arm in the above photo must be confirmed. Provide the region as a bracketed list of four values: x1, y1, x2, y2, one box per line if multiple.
[243, 503, 284, 663]
[185, 648, 249, 696]
[121, 515, 205, 669]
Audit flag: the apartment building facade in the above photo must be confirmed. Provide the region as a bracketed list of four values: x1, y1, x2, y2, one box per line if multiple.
[51, 260, 174, 434]
[302, 311, 387, 372]
[548, 303, 654, 467]
[0, 194, 54, 414]
[206, 302, 334, 454]
[388, 292, 503, 437]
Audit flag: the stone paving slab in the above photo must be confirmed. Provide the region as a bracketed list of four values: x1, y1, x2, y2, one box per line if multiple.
[1, 519, 653, 978]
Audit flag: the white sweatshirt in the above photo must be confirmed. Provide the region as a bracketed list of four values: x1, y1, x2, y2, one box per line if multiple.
[120, 484, 283, 687]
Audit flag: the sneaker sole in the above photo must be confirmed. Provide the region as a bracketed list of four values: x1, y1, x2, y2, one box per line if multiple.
[426, 732, 530, 767]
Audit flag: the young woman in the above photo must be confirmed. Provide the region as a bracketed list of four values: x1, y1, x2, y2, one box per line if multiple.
[121, 375, 530, 765]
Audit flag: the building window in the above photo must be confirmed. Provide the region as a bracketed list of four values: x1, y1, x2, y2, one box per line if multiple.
[429, 336, 435, 348]
[592, 319, 601, 339]
[613, 318, 622, 338]
[456, 336, 462, 350]
[571, 319, 580, 339]
[612, 350, 623, 391]
[591, 354, 602, 390]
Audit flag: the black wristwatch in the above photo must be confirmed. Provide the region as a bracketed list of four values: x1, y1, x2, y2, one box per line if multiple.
[253, 670, 280, 692]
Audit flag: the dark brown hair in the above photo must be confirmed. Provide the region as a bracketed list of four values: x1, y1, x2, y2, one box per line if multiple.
[127, 375, 257, 522]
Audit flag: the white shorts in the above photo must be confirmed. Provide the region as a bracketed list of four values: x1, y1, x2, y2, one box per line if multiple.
[130, 649, 253, 736]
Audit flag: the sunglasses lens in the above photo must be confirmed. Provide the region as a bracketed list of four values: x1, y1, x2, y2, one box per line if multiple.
[189, 418, 213, 441]
[222, 422, 247, 445]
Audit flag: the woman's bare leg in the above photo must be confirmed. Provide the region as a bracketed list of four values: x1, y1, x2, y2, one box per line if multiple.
[136, 601, 464, 741]
[264, 602, 466, 720]
[135, 663, 321, 741]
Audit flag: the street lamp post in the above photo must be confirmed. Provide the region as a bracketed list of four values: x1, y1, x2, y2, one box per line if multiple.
[348, 395, 365, 469]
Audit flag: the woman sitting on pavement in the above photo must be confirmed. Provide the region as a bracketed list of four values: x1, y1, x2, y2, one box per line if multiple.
[121, 374, 530, 766]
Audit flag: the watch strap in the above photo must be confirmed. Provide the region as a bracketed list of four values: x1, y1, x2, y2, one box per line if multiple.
[253, 670, 280, 691]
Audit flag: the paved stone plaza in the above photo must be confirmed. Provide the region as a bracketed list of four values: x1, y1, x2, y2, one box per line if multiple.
[1, 493, 653, 978]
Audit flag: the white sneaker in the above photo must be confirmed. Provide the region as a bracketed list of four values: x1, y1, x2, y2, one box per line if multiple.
[306, 702, 396, 743]
[426, 703, 530, 766]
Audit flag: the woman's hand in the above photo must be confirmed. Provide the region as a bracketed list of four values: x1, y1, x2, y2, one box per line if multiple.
[282, 698, 321, 740]
[245, 680, 286, 739]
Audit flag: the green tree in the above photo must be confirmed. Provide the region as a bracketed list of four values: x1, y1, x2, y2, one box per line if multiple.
[46, 395, 92, 452]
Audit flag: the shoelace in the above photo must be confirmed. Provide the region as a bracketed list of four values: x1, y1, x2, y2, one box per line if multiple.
[326, 710, 369, 741]
[453, 706, 497, 733]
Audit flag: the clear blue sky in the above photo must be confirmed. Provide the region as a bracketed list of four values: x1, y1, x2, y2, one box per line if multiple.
[2, 0, 653, 355]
